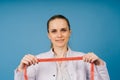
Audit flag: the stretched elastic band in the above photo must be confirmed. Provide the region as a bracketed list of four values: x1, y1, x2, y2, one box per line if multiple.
[24, 56, 94, 80]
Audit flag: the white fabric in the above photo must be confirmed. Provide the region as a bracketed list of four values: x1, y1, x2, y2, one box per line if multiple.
[14, 48, 110, 80]
[56, 62, 71, 80]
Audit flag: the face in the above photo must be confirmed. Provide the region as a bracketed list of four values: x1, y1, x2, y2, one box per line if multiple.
[48, 18, 71, 48]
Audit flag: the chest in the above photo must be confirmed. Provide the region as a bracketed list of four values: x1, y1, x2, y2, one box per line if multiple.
[35, 61, 86, 80]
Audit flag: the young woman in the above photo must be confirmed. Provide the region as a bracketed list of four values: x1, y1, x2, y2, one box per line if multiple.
[14, 14, 110, 80]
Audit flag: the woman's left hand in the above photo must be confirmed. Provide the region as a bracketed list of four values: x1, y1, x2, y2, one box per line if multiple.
[83, 52, 104, 66]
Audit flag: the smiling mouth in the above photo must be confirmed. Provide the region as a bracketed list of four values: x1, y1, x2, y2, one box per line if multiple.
[56, 39, 64, 42]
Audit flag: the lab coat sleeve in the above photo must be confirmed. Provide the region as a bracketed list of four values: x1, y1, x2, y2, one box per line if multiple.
[86, 62, 110, 80]
[14, 69, 24, 80]
[14, 65, 36, 80]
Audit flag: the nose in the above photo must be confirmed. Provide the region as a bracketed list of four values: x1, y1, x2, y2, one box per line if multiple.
[57, 32, 62, 38]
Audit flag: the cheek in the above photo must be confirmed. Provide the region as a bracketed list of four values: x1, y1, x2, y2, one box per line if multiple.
[64, 34, 70, 40]
[48, 34, 55, 40]
[66, 33, 71, 38]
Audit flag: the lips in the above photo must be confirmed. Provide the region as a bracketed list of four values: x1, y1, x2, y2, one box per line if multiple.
[56, 39, 64, 42]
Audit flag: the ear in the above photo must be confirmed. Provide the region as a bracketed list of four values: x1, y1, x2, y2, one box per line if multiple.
[69, 30, 72, 36]
[47, 33, 51, 40]
[70, 30, 72, 34]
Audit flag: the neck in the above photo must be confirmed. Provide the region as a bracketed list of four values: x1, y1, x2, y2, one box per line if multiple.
[52, 46, 68, 58]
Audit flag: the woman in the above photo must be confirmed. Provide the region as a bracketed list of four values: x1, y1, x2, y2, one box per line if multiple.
[14, 14, 110, 80]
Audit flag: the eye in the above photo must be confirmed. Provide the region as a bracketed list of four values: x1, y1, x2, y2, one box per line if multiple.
[51, 29, 57, 33]
[61, 28, 67, 32]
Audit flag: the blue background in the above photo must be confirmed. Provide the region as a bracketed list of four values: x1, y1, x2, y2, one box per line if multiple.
[0, 0, 120, 80]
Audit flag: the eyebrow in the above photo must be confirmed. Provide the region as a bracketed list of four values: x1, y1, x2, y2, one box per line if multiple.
[50, 27, 68, 30]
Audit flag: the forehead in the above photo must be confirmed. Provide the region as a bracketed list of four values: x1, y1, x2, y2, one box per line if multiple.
[49, 18, 69, 29]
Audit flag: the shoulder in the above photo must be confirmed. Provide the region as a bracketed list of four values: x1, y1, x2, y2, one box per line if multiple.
[35, 50, 53, 58]
[69, 49, 86, 57]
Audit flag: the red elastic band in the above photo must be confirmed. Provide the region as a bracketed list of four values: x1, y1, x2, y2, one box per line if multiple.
[24, 56, 94, 80]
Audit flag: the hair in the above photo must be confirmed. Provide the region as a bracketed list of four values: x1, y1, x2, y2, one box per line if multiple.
[47, 14, 71, 33]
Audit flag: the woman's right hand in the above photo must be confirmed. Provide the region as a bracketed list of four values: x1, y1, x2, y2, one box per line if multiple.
[17, 54, 38, 72]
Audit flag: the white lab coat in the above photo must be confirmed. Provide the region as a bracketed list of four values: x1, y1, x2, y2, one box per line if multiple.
[14, 48, 110, 80]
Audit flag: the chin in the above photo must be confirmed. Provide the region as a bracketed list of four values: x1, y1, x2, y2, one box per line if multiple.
[55, 44, 66, 48]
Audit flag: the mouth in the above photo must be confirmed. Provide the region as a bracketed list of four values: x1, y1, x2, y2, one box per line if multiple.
[56, 39, 64, 43]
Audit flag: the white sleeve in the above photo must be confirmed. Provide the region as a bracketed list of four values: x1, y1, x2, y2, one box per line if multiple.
[94, 62, 110, 80]
[86, 62, 110, 80]
[14, 69, 24, 80]
[14, 65, 36, 80]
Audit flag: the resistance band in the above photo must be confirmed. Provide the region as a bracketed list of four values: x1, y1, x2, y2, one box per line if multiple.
[24, 56, 94, 80]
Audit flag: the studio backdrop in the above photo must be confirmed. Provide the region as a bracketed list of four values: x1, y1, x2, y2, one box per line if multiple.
[0, 0, 120, 80]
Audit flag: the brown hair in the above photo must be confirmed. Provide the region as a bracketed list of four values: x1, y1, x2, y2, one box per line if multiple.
[47, 14, 71, 33]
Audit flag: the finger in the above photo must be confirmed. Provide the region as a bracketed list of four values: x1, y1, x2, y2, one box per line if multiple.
[91, 57, 98, 63]
[83, 55, 90, 62]
[26, 55, 35, 64]
[21, 59, 31, 66]
[83, 53, 95, 63]
[22, 54, 35, 65]
[22, 57, 34, 65]
[27, 54, 38, 64]
[88, 56, 93, 63]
